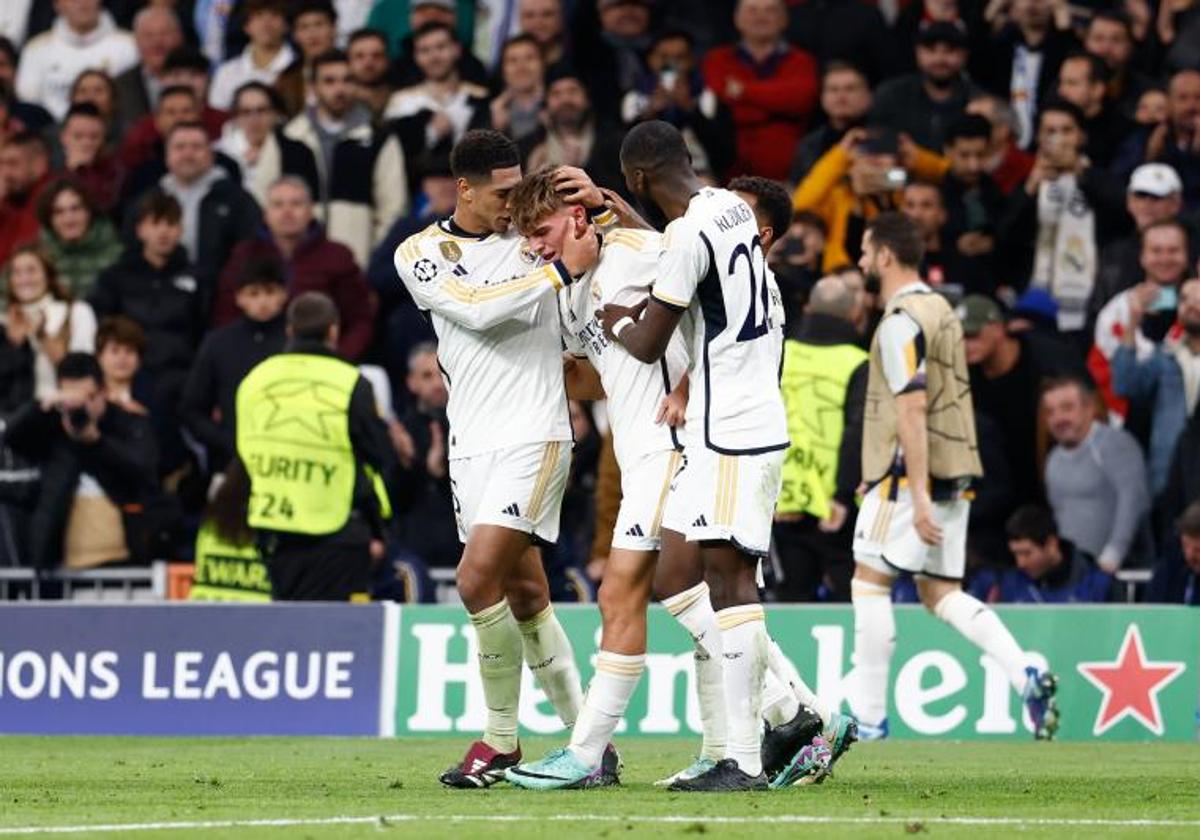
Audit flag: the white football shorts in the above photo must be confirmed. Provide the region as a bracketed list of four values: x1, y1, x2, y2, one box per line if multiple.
[660, 445, 784, 558]
[449, 441, 571, 544]
[611, 449, 684, 552]
[852, 478, 970, 580]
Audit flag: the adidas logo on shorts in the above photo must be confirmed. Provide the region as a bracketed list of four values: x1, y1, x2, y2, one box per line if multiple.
[625, 524, 645, 537]
[503, 503, 521, 517]
[693, 515, 708, 527]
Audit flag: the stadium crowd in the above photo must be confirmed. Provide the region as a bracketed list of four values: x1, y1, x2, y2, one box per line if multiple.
[0, 0, 1198, 607]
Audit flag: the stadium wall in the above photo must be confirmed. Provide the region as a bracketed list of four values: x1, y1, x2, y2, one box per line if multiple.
[1, 604, 1195, 741]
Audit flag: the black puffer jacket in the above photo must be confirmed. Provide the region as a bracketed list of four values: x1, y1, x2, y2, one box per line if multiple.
[89, 246, 205, 373]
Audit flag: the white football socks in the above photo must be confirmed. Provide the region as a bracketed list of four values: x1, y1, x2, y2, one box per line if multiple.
[469, 599, 523, 754]
[662, 581, 727, 762]
[849, 578, 895, 727]
[716, 604, 768, 776]
[767, 638, 832, 726]
[518, 604, 583, 728]
[568, 651, 645, 767]
[934, 589, 1031, 690]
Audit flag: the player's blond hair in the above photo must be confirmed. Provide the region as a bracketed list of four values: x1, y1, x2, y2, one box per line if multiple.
[509, 167, 569, 235]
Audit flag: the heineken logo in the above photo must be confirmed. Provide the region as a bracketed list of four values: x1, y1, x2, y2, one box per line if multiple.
[1077, 624, 1186, 737]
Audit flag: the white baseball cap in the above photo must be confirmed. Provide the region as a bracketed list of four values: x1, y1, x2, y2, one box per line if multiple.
[1128, 163, 1183, 197]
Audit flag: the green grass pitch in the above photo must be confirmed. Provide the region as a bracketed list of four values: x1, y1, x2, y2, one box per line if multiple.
[1, 737, 1198, 838]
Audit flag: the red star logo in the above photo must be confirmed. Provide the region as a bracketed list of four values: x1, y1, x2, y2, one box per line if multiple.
[1076, 624, 1186, 736]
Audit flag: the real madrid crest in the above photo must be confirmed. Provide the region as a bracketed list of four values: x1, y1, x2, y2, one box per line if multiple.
[439, 241, 462, 262]
[519, 242, 538, 265]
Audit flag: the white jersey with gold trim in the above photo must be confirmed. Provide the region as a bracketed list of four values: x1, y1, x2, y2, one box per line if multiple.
[561, 228, 691, 467]
[650, 187, 788, 455]
[395, 218, 573, 459]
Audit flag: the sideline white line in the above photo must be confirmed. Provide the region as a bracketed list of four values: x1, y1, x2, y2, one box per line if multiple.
[3, 813, 1200, 835]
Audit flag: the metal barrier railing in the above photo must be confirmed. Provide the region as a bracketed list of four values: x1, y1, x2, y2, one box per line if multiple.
[0, 563, 167, 600]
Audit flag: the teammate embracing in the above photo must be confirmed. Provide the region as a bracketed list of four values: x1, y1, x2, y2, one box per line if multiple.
[394, 130, 619, 788]
[595, 122, 844, 791]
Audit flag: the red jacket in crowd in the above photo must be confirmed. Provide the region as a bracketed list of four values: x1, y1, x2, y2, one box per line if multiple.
[212, 225, 377, 361]
[0, 171, 52, 266]
[702, 43, 818, 182]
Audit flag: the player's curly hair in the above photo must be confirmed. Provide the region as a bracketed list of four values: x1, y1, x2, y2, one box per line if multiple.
[508, 167, 568, 236]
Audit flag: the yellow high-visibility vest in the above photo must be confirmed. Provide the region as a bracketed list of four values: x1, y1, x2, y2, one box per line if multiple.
[189, 521, 271, 602]
[236, 353, 359, 535]
[778, 338, 867, 518]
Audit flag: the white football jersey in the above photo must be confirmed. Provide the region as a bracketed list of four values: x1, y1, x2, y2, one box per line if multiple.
[650, 187, 788, 454]
[560, 228, 691, 467]
[395, 218, 573, 459]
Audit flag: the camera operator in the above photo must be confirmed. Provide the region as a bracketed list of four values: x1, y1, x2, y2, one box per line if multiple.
[3, 352, 159, 570]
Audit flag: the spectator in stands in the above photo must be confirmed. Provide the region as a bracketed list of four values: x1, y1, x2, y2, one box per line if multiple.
[159, 47, 228, 137]
[961, 294, 1088, 510]
[386, 23, 489, 185]
[3, 351, 158, 570]
[997, 505, 1112, 603]
[1089, 163, 1184, 326]
[965, 93, 1034, 196]
[0, 38, 52, 131]
[276, 1, 339, 117]
[768, 211, 826, 323]
[939, 114, 1004, 296]
[1056, 52, 1133, 169]
[120, 85, 207, 199]
[973, 0, 1076, 150]
[702, 0, 817, 181]
[14, 0, 138, 121]
[94, 316, 145, 413]
[286, 49, 408, 267]
[208, 0, 296, 111]
[1148, 500, 1200, 605]
[114, 6, 184, 129]
[1094, 220, 1192, 423]
[2, 246, 97, 402]
[181, 257, 287, 474]
[90, 192, 202, 387]
[375, 0, 488, 91]
[519, 0, 567, 66]
[871, 21, 977, 152]
[783, 0, 898, 86]
[789, 61, 871, 185]
[393, 341, 457, 569]
[902, 181, 959, 290]
[0, 131, 53, 265]
[69, 69, 123, 145]
[571, 0, 653, 122]
[1135, 87, 1167, 127]
[1133, 69, 1200, 210]
[213, 177, 375, 359]
[347, 27, 392, 120]
[794, 126, 942, 272]
[1043, 376, 1150, 573]
[154, 122, 263, 312]
[1111, 279, 1200, 498]
[490, 35, 546, 146]
[620, 30, 734, 182]
[35, 179, 122, 298]
[998, 99, 1127, 338]
[773, 276, 865, 602]
[1084, 10, 1150, 120]
[217, 82, 320, 208]
[57, 103, 123, 215]
[523, 67, 625, 192]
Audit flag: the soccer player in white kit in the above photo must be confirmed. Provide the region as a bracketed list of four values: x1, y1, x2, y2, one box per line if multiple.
[596, 121, 817, 791]
[395, 131, 619, 788]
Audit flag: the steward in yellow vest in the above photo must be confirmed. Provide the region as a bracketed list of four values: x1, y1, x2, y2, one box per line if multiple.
[235, 292, 399, 601]
[774, 277, 868, 602]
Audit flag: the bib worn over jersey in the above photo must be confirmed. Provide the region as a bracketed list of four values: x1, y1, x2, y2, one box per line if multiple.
[236, 353, 359, 535]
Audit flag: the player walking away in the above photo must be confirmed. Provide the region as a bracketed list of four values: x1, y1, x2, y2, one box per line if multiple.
[394, 130, 617, 788]
[595, 121, 831, 792]
[848, 212, 1060, 742]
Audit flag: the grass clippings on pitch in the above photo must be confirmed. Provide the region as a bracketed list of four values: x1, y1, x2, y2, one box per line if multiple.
[1, 737, 1198, 838]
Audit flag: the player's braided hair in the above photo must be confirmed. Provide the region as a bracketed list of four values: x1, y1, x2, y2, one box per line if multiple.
[508, 167, 567, 235]
[450, 130, 520, 182]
